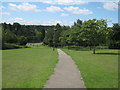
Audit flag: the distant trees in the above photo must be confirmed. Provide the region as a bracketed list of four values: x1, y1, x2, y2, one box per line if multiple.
[43, 23, 70, 47]
[2, 29, 18, 43]
[18, 36, 28, 45]
[109, 23, 120, 49]
[36, 32, 43, 42]
[1, 19, 120, 51]
[43, 27, 54, 46]
[53, 23, 62, 47]
[43, 19, 119, 54]
[1, 22, 53, 49]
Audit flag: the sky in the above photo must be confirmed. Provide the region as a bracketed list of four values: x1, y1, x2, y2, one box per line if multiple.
[0, 0, 118, 27]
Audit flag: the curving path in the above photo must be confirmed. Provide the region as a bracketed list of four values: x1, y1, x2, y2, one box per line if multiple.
[44, 49, 86, 88]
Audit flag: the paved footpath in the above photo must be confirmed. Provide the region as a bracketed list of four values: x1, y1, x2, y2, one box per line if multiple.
[44, 49, 86, 88]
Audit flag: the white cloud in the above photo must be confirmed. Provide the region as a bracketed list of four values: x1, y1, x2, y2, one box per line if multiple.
[0, 6, 5, 9]
[41, 0, 87, 5]
[45, 20, 61, 25]
[103, 2, 118, 11]
[0, 12, 11, 15]
[24, 20, 73, 26]
[46, 6, 63, 12]
[64, 6, 93, 15]
[0, 17, 24, 24]
[13, 18, 23, 22]
[9, 3, 41, 12]
[9, 3, 18, 11]
[61, 13, 69, 16]
[1, 18, 74, 26]
[64, 6, 79, 11]
[14, 19, 62, 25]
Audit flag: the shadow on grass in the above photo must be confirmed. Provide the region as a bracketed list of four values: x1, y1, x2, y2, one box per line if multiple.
[96, 52, 120, 55]
[68, 49, 90, 51]
[67, 47, 90, 51]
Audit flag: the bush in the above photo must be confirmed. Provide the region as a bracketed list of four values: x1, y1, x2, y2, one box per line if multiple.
[96, 46, 108, 49]
[18, 36, 28, 45]
[109, 43, 120, 49]
[2, 43, 22, 50]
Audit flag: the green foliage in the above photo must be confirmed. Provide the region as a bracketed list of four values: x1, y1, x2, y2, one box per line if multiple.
[81, 19, 108, 53]
[59, 30, 70, 46]
[1, 22, 53, 49]
[59, 19, 110, 54]
[1, 19, 119, 50]
[53, 23, 62, 47]
[43, 19, 117, 53]
[43, 23, 65, 47]
[83, 19, 107, 44]
[18, 36, 28, 45]
[2, 43, 22, 50]
[112, 23, 120, 41]
[2, 29, 18, 43]
[74, 19, 82, 27]
[36, 32, 43, 42]
[43, 28, 54, 46]
[109, 23, 120, 49]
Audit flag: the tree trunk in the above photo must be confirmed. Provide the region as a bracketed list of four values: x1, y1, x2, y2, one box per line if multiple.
[93, 46, 96, 54]
[90, 46, 92, 50]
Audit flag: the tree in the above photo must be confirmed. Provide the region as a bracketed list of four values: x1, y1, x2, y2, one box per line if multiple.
[18, 36, 28, 45]
[109, 23, 120, 49]
[3, 29, 18, 43]
[12, 22, 21, 35]
[36, 32, 43, 42]
[60, 30, 70, 47]
[67, 19, 84, 46]
[54, 23, 62, 47]
[81, 19, 108, 54]
[43, 28, 54, 46]
[74, 19, 82, 27]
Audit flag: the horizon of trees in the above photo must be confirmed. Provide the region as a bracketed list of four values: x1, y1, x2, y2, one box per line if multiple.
[43, 19, 120, 54]
[1, 22, 54, 49]
[1, 19, 120, 53]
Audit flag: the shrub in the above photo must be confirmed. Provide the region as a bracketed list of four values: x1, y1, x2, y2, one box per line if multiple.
[2, 43, 21, 50]
[18, 36, 28, 45]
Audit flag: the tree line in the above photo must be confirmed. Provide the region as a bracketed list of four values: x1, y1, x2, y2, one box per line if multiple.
[1, 22, 53, 49]
[44, 19, 120, 54]
[1, 19, 120, 53]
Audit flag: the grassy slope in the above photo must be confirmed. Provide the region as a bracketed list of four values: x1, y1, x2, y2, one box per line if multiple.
[62, 49, 118, 88]
[3, 45, 58, 88]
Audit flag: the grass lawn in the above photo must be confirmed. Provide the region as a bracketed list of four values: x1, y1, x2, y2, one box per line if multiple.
[62, 48, 118, 88]
[2, 45, 58, 88]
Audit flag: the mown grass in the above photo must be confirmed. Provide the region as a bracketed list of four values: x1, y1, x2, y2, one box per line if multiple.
[62, 48, 118, 88]
[2, 45, 58, 88]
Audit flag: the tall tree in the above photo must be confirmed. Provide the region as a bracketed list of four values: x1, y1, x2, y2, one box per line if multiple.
[54, 23, 62, 47]
[81, 19, 108, 54]
[36, 32, 43, 42]
[109, 23, 120, 49]
[43, 27, 54, 46]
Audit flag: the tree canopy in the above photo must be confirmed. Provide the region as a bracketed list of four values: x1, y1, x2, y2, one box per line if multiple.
[1, 19, 120, 51]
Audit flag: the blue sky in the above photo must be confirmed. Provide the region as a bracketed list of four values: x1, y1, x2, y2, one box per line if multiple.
[0, 1, 118, 27]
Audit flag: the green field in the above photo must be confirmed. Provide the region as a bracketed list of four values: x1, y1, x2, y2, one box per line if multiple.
[2, 45, 119, 88]
[2, 45, 58, 88]
[62, 48, 118, 88]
